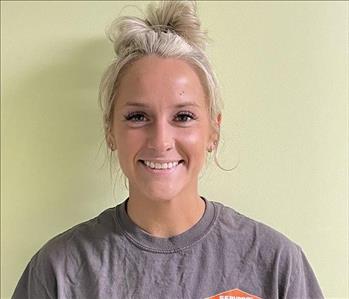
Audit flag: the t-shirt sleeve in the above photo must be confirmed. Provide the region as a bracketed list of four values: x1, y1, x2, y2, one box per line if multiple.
[285, 247, 324, 299]
[12, 253, 57, 299]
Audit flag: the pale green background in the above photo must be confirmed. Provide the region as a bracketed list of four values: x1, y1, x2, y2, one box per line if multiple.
[1, 1, 348, 298]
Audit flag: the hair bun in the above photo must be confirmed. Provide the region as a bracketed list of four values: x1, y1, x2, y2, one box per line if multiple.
[108, 16, 151, 57]
[146, 1, 207, 50]
[107, 1, 207, 57]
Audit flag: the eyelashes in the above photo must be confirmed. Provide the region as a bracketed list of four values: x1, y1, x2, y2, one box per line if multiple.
[124, 111, 147, 122]
[123, 111, 198, 123]
[174, 111, 197, 122]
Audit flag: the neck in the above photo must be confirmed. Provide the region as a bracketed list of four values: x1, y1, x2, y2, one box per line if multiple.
[126, 193, 206, 238]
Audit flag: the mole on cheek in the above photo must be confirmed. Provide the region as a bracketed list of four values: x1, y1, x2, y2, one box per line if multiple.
[179, 90, 185, 96]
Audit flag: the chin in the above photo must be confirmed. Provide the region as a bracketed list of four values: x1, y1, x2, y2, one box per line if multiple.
[145, 191, 179, 203]
[140, 185, 184, 203]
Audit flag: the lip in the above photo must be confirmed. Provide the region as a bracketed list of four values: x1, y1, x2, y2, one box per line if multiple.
[138, 159, 184, 175]
[139, 159, 183, 163]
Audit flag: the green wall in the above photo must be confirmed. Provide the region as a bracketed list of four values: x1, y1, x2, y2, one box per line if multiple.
[1, 1, 348, 298]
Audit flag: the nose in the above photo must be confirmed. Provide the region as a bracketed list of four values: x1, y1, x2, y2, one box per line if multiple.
[147, 118, 174, 152]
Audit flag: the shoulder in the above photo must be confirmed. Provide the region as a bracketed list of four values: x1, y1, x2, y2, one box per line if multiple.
[32, 206, 119, 269]
[208, 201, 324, 298]
[213, 200, 297, 244]
[12, 207, 120, 298]
[211, 200, 302, 267]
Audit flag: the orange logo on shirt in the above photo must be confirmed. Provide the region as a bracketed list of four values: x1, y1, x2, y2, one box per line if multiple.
[206, 288, 262, 299]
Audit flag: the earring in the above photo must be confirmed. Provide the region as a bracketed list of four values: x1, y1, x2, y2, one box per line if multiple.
[110, 143, 115, 151]
[208, 141, 218, 153]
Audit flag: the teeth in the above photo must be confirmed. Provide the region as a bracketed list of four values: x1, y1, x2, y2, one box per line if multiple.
[143, 160, 180, 170]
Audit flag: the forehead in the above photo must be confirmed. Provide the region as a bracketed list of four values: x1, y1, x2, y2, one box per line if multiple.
[115, 56, 207, 109]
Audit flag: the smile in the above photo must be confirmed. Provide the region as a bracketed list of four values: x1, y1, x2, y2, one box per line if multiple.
[140, 160, 184, 170]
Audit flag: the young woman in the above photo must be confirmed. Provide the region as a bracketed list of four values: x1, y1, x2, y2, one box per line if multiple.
[13, 1, 324, 298]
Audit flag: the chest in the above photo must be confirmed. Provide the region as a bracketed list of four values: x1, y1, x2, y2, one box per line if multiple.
[59, 243, 276, 299]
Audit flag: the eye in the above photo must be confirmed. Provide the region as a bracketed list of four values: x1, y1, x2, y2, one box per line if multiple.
[124, 111, 148, 122]
[174, 111, 197, 122]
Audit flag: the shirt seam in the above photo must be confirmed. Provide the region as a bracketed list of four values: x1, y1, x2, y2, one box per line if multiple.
[116, 202, 219, 254]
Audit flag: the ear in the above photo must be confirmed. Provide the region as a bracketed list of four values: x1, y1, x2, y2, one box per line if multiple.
[216, 113, 222, 129]
[208, 113, 222, 151]
[107, 132, 117, 151]
[212, 113, 221, 138]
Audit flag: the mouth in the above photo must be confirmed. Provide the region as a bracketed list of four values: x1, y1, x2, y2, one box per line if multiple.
[139, 160, 185, 171]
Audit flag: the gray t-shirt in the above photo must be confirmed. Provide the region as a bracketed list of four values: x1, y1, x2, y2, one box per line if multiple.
[13, 198, 324, 299]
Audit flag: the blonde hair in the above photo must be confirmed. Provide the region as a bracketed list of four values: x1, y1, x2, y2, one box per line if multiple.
[98, 1, 225, 181]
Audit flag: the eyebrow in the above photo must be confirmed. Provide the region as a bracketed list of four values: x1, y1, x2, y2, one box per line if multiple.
[123, 101, 201, 108]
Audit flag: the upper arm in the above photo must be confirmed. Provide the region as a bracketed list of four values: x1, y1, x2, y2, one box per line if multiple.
[12, 253, 57, 299]
[284, 248, 324, 299]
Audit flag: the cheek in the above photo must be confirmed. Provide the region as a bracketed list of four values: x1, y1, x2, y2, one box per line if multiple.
[177, 126, 209, 154]
[115, 126, 144, 149]
[113, 128, 144, 173]
[180, 131, 205, 146]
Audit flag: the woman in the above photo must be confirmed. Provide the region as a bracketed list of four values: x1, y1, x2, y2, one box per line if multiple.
[13, 1, 324, 298]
